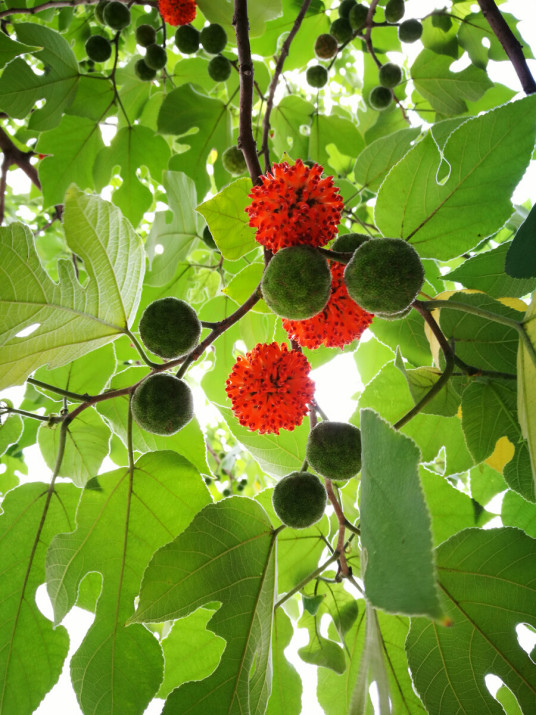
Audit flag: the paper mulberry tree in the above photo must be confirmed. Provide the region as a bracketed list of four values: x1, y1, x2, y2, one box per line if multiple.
[1, 0, 536, 713]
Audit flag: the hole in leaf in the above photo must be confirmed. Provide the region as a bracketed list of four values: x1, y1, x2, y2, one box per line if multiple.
[15, 323, 40, 338]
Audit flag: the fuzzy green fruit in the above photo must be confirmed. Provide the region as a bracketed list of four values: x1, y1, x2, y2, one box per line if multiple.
[349, 3, 368, 31]
[330, 17, 353, 44]
[139, 297, 201, 359]
[379, 62, 403, 88]
[398, 18, 423, 43]
[376, 305, 412, 321]
[145, 43, 167, 70]
[306, 421, 362, 481]
[343, 237, 424, 314]
[261, 245, 331, 320]
[175, 24, 200, 54]
[369, 85, 392, 110]
[208, 55, 231, 82]
[338, 0, 356, 19]
[103, 1, 130, 30]
[222, 146, 247, 175]
[200, 23, 227, 54]
[132, 373, 193, 435]
[306, 65, 328, 88]
[331, 232, 370, 253]
[85, 34, 112, 62]
[95, 0, 109, 24]
[385, 0, 405, 23]
[134, 58, 156, 81]
[272, 472, 327, 529]
[314, 33, 338, 59]
[136, 24, 157, 47]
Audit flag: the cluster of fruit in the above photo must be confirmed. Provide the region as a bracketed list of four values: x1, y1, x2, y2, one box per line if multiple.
[175, 23, 233, 82]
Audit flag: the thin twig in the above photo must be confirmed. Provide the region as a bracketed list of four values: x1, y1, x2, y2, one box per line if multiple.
[274, 549, 341, 610]
[0, 127, 41, 189]
[325, 479, 350, 579]
[27, 377, 91, 402]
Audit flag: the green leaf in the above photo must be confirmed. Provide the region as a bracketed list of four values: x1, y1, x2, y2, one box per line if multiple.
[354, 336, 395, 385]
[407, 528, 536, 714]
[395, 354, 461, 417]
[353, 127, 420, 192]
[0, 24, 79, 130]
[370, 310, 432, 367]
[309, 113, 364, 173]
[0, 188, 144, 389]
[504, 442, 535, 503]
[197, 0, 282, 37]
[502, 490, 536, 538]
[32, 342, 116, 398]
[0, 32, 37, 69]
[157, 608, 225, 699]
[0, 414, 23, 456]
[506, 203, 536, 279]
[197, 177, 258, 261]
[0, 483, 78, 715]
[36, 115, 105, 208]
[145, 171, 203, 287]
[517, 292, 536, 498]
[298, 608, 347, 673]
[131, 497, 276, 715]
[38, 408, 110, 487]
[411, 49, 492, 116]
[271, 95, 313, 160]
[360, 408, 442, 618]
[438, 292, 522, 373]
[266, 609, 302, 715]
[159, 84, 231, 199]
[223, 263, 268, 312]
[458, 12, 532, 68]
[470, 461, 507, 507]
[46, 451, 210, 714]
[375, 96, 536, 259]
[447, 241, 536, 297]
[94, 125, 170, 227]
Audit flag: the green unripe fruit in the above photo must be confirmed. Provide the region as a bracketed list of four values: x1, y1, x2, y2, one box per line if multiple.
[369, 85, 392, 110]
[385, 0, 405, 23]
[331, 232, 370, 253]
[208, 55, 231, 82]
[200, 23, 227, 54]
[175, 24, 200, 54]
[202, 225, 218, 250]
[330, 18, 353, 44]
[261, 245, 331, 320]
[344, 237, 425, 314]
[131, 373, 194, 435]
[306, 421, 362, 481]
[134, 58, 157, 81]
[349, 4, 368, 31]
[338, 0, 356, 19]
[85, 35, 112, 62]
[376, 305, 412, 321]
[103, 1, 130, 30]
[379, 62, 403, 88]
[95, 0, 109, 25]
[314, 33, 338, 60]
[139, 297, 201, 359]
[272, 472, 327, 529]
[222, 146, 247, 175]
[136, 24, 157, 48]
[145, 44, 167, 70]
[398, 18, 423, 43]
[306, 65, 328, 89]
[222, 488, 231, 497]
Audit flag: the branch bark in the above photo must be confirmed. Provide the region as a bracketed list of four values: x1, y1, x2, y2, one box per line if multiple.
[0, 127, 41, 190]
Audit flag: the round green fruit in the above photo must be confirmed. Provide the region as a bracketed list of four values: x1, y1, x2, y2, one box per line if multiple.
[306, 64, 328, 89]
[85, 35, 112, 62]
[314, 33, 338, 60]
[175, 24, 200, 54]
[385, 0, 405, 23]
[200, 23, 227, 54]
[261, 245, 331, 320]
[139, 297, 201, 359]
[343, 237, 424, 314]
[95, 0, 110, 25]
[338, 0, 356, 19]
[349, 3, 368, 31]
[369, 85, 392, 110]
[379, 62, 403, 88]
[208, 55, 231, 82]
[134, 58, 157, 81]
[222, 146, 247, 175]
[145, 43, 167, 70]
[103, 1, 130, 31]
[331, 232, 370, 253]
[330, 17, 353, 44]
[131, 373, 194, 435]
[136, 24, 157, 48]
[272, 472, 327, 529]
[398, 18, 423, 43]
[376, 305, 412, 321]
[306, 421, 362, 481]
[202, 225, 218, 250]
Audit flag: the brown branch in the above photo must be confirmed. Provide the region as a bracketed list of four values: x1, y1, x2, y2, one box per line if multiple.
[0, 127, 41, 190]
[0, 155, 8, 225]
[477, 0, 536, 94]
[325, 479, 350, 579]
[363, 0, 382, 69]
[233, 0, 264, 184]
[260, 0, 313, 171]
